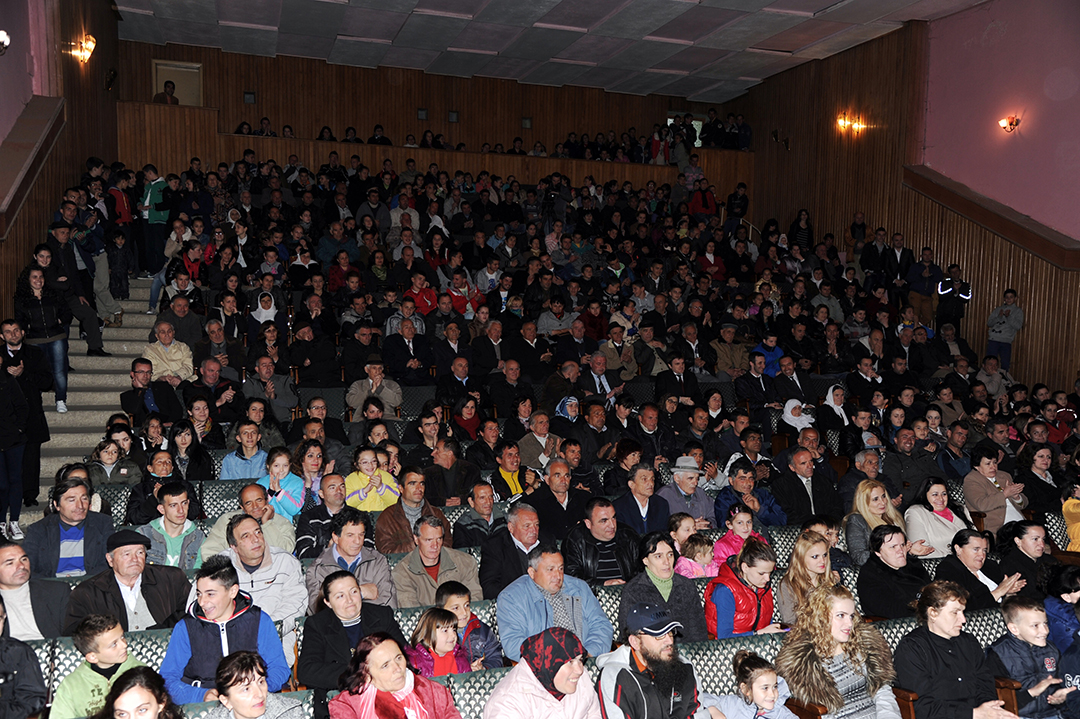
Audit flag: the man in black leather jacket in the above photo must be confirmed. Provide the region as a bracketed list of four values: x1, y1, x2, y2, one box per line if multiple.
[563, 497, 641, 589]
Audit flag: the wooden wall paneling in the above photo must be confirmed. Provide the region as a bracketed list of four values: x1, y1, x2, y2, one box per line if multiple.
[116, 42, 711, 153]
[716, 21, 1080, 388]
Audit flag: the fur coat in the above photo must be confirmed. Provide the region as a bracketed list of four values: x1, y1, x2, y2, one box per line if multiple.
[775, 621, 896, 712]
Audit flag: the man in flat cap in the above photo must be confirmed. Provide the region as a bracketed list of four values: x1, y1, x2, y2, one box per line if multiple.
[62, 529, 191, 634]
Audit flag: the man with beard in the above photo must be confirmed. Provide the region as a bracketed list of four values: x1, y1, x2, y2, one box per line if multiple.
[597, 603, 719, 719]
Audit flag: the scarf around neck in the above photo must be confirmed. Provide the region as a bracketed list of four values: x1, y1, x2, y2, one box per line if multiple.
[520, 627, 586, 701]
[646, 566, 673, 601]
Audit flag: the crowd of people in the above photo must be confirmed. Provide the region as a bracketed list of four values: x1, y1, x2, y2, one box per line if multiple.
[2, 129, 1079, 719]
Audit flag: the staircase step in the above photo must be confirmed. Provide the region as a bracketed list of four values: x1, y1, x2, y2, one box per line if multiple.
[41, 447, 89, 478]
[45, 390, 125, 405]
[69, 353, 145, 371]
[70, 325, 154, 342]
[113, 313, 159, 329]
[42, 427, 109, 449]
[67, 370, 142, 389]
[69, 338, 151, 355]
[43, 405, 124, 428]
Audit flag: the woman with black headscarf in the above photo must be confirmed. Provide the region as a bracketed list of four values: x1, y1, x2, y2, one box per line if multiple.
[484, 628, 600, 719]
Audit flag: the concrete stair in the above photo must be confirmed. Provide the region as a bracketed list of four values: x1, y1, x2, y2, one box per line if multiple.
[25, 279, 156, 526]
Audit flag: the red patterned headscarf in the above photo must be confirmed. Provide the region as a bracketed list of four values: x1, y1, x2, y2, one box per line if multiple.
[520, 627, 586, 701]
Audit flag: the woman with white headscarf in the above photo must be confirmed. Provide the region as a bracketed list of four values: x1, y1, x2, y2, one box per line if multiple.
[780, 398, 816, 438]
[817, 384, 852, 432]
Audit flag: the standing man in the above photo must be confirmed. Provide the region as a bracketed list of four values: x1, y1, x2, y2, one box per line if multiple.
[936, 264, 972, 336]
[986, 289, 1024, 372]
[1, 319, 51, 510]
[904, 247, 942, 328]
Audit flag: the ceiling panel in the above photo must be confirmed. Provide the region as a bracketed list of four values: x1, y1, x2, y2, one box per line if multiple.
[149, 0, 216, 22]
[592, 0, 694, 39]
[118, 0, 988, 103]
[327, 37, 390, 66]
[449, 22, 523, 52]
[572, 66, 639, 88]
[534, 0, 633, 32]
[600, 39, 683, 70]
[520, 60, 591, 86]
[698, 11, 805, 50]
[645, 6, 746, 44]
[795, 21, 899, 58]
[276, 32, 335, 59]
[752, 18, 850, 52]
[426, 50, 501, 76]
[393, 14, 470, 50]
[339, 8, 408, 40]
[555, 34, 635, 64]
[608, 71, 683, 95]
[652, 46, 732, 72]
[475, 55, 541, 79]
[379, 45, 440, 68]
[817, 0, 920, 23]
[217, 0, 282, 26]
[413, 0, 490, 19]
[501, 27, 584, 60]
[473, 0, 562, 26]
[220, 24, 278, 56]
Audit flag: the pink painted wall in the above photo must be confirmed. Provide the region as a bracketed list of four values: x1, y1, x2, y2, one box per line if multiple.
[924, 0, 1080, 240]
[0, 0, 35, 144]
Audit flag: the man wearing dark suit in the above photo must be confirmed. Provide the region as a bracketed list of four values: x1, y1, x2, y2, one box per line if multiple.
[0, 541, 70, 639]
[423, 438, 482, 508]
[575, 353, 625, 408]
[526, 460, 590, 542]
[382, 318, 435, 386]
[465, 421, 500, 471]
[191, 323, 245, 384]
[23, 475, 114, 579]
[431, 320, 472, 379]
[555, 321, 599, 366]
[489, 360, 533, 418]
[632, 323, 672, 378]
[182, 357, 245, 424]
[479, 505, 543, 599]
[670, 323, 717, 376]
[1, 320, 53, 507]
[734, 352, 783, 440]
[120, 358, 185, 426]
[505, 321, 554, 383]
[469, 321, 505, 377]
[654, 355, 701, 405]
[574, 402, 618, 468]
[611, 464, 671, 536]
[769, 448, 844, 526]
[879, 233, 916, 304]
[880, 355, 922, 398]
[774, 356, 815, 404]
[859, 228, 889, 289]
[436, 356, 488, 409]
[845, 357, 884, 408]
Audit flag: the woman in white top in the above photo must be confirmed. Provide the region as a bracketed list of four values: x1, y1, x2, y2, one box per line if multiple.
[903, 477, 975, 558]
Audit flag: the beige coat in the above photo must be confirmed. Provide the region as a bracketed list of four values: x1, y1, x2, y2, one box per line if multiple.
[391, 546, 482, 607]
[143, 340, 194, 382]
[963, 468, 1028, 535]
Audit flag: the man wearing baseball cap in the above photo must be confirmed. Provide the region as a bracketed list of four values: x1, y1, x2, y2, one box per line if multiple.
[597, 602, 720, 719]
[62, 529, 190, 634]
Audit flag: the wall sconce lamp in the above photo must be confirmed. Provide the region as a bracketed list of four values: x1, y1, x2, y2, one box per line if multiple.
[0, 30, 10, 57]
[72, 34, 96, 63]
[999, 115, 1020, 133]
[837, 113, 866, 133]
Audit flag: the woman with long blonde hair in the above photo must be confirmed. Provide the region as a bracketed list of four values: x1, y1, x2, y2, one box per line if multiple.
[775, 584, 899, 719]
[845, 479, 930, 566]
[776, 530, 837, 624]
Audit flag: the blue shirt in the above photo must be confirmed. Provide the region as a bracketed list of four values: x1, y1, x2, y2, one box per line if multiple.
[221, 448, 268, 480]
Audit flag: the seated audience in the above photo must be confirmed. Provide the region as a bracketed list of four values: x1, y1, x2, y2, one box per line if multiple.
[0, 539, 70, 639]
[934, 528, 1025, 611]
[997, 520, 1057, 600]
[612, 463, 670, 535]
[405, 607, 475, 677]
[775, 530, 837, 625]
[903, 477, 974, 558]
[23, 468, 114, 578]
[856, 525, 930, 619]
[563, 497, 640, 589]
[51, 614, 145, 719]
[483, 627, 597, 719]
[294, 472, 347, 560]
[704, 538, 783, 639]
[92, 666, 183, 719]
[986, 596, 1074, 718]
[201, 483, 297, 559]
[204, 650, 305, 719]
[437, 580, 504, 671]
[453, 482, 507, 548]
[373, 467, 452, 554]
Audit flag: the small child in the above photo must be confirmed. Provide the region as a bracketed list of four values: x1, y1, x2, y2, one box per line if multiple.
[707, 650, 796, 719]
[803, 514, 853, 569]
[105, 229, 133, 302]
[404, 607, 473, 678]
[437, 580, 504, 670]
[987, 596, 1074, 719]
[50, 614, 145, 719]
[669, 512, 695, 554]
[259, 246, 284, 285]
[711, 503, 769, 568]
[675, 532, 717, 579]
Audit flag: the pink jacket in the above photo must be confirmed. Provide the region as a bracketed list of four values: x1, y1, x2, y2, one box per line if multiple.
[483, 660, 602, 719]
[405, 643, 471, 678]
[674, 555, 715, 579]
[709, 530, 769, 573]
[329, 675, 462, 719]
